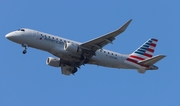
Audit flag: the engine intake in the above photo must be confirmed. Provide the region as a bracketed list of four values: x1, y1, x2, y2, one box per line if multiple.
[46, 57, 60, 67]
[64, 42, 81, 53]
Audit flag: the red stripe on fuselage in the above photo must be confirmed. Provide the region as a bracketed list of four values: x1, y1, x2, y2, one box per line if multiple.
[126, 58, 138, 63]
[130, 55, 145, 60]
[126, 58, 149, 68]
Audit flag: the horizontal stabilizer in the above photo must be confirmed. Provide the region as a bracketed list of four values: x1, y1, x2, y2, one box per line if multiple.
[138, 55, 166, 65]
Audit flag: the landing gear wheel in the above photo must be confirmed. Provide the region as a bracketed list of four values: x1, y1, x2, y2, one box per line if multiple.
[22, 44, 28, 54]
[22, 50, 27, 54]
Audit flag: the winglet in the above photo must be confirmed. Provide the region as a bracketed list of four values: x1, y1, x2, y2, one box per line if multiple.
[119, 19, 132, 32]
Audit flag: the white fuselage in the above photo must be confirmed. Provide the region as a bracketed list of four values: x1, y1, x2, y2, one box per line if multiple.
[5, 28, 146, 71]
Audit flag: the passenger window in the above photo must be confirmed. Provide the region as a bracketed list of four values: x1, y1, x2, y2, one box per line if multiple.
[68, 41, 70, 43]
[56, 38, 58, 40]
[48, 36, 50, 38]
[64, 40, 66, 43]
[112, 53, 113, 55]
[108, 52, 109, 54]
[104, 51, 106, 53]
[100, 50, 102, 52]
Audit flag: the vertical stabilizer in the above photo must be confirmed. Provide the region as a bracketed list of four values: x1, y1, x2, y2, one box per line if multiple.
[129, 38, 158, 61]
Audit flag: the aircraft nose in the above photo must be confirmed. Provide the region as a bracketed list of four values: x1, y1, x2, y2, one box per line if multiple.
[5, 32, 14, 40]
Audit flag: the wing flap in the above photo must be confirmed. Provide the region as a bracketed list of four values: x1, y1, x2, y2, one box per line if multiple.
[139, 55, 166, 65]
[61, 70, 71, 76]
[61, 64, 74, 76]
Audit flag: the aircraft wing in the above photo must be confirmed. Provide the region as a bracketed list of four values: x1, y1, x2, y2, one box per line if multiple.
[80, 19, 132, 51]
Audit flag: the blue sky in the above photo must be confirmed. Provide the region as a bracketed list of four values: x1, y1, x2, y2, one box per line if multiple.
[1, 0, 180, 106]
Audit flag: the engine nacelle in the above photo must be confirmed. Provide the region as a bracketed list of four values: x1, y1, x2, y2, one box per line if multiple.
[64, 42, 81, 53]
[46, 57, 60, 67]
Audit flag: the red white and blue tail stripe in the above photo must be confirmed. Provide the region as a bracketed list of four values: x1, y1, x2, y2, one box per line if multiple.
[127, 38, 158, 62]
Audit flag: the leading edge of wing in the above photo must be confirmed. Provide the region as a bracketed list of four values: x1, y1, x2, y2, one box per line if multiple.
[80, 19, 132, 49]
[117, 19, 132, 33]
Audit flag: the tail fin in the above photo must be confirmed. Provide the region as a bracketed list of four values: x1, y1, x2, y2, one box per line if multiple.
[130, 38, 158, 61]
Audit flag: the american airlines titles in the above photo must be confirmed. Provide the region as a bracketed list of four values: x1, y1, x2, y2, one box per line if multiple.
[40, 34, 64, 45]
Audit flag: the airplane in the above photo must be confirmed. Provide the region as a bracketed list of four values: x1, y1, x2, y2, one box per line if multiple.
[5, 19, 166, 75]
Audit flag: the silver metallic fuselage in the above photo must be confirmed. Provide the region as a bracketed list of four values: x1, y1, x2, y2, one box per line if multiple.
[5, 28, 147, 71]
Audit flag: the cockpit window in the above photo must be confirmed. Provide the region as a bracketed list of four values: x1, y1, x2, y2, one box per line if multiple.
[17, 29, 25, 31]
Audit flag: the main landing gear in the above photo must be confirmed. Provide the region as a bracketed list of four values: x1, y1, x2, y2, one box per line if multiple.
[22, 44, 28, 54]
[80, 54, 89, 64]
[72, 67, 78, 75]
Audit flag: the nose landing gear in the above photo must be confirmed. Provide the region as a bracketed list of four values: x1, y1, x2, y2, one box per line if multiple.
[22, 44, 28, 54]
[23, 50, 27, 54]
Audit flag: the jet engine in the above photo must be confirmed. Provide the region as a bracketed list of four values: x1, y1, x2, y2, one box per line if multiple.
[64, 42, 82, 53]
[46, 57, 60, 67]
